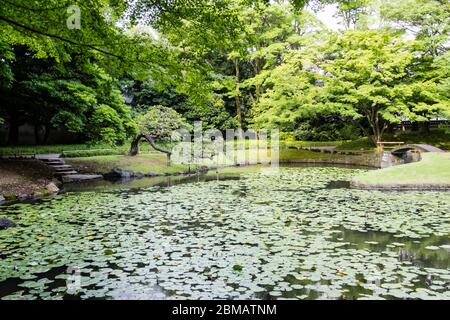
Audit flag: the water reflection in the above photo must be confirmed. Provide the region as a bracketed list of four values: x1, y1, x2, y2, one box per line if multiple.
[0, 166, 448, 300]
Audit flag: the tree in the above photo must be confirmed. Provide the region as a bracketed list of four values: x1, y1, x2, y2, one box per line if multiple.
[380, 0, 450, 132]
[0, 0, 186, 76]
[335, 0, 371, 30]
[248, 9, 329, 131]
[380, 0, 450, 58]
[0, 46, 135, 145]
[122, 79, 237, 130]
[129, 106, 192, 157]
[317, 30, 448, 145]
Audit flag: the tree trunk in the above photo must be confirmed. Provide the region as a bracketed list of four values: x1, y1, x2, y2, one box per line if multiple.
[129, 133, 172, 158]
[365, 108, 386, 151]
[236, 96, 242, 127]
[372, 133, 382, 153]
[419, 121, 430, 134]
[43, 125, 51, 144]
[143, 134, 172, 156]
[129, 134, 143, 156]
[7, 118, 19, 145]
[34, 124, 41, 145]
[234, 58, 242, 128]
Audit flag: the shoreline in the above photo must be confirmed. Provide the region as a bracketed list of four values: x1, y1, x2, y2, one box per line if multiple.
[351, 152, 450, 191]
[350, 181, 450, 191]
[0, 156, 378, 205]
[3, 151, 448, 205]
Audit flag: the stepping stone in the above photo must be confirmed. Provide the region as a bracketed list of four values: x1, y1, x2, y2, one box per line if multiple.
[50, 165, 73, 169]
[55, 168, 76, 173]
[53, 166, 75, 171]
[40, 158, 64, 162]
[46, 160, 65, 165]
[62, 174, 103, 183]
[55, 170, 78, 176]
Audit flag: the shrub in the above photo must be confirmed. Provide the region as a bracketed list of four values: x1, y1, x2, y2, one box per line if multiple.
[87, 105, 127, 145]
[61, 148, 126, 158]
[294, 122, 361, 141]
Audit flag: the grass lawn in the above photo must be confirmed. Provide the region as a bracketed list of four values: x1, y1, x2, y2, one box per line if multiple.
[0, 143, 126, 155]
[353, 152, 450, 186]
[279, 148, 338, 160]
[66, 148, 337, 175]
[66, 153, 190, 175]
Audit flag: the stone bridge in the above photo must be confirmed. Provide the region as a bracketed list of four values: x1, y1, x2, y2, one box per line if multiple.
[380, 144, 444, 168]
[391, 144, 445, 156]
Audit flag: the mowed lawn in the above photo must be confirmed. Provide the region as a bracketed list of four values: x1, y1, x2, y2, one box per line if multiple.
[353, 152, 450, 186]
[66, 148, 337, 175]
[66, 153, 189, 175]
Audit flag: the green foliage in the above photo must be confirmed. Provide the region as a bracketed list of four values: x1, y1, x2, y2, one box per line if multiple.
[380, 0, 450, 57]
[0, 0, 448, 149]
[337, 128, 450, 151]
[238, 1, 448, 145]
[62, 149, 126, 158]
[315, 30, 449, 144]
[123, 79, 237, 130]
[336, 137, 378, 151]
[294, 122, 361, 141]
[89, 105, 126, 146]
[136, 105, 192, 142]
[0, 143, 129, 155]
[0, 45, 136, 146]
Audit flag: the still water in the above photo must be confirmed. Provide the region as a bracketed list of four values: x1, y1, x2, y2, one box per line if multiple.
[0, 166, 449, 300]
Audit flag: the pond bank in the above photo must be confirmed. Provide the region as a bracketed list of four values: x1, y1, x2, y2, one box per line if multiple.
[1, 149, 380, 205]
[66, 149, 377, 176]
[0, 160, 61, 204]
[280, 155, 381, 168]
[352, 152, 450, 191]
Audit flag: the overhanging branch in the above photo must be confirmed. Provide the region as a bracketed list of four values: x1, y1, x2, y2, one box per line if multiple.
[0, 15, 125, 60]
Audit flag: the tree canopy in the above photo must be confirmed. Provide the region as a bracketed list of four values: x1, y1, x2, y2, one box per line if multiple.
[0, 0, 448, 147]
[130, 105, 191, 156]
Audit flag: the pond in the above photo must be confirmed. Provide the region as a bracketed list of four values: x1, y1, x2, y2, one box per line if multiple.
[0, 166, 449, 300]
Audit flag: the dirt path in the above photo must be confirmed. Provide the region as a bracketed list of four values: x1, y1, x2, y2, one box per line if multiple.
[0, 160, 55, 197]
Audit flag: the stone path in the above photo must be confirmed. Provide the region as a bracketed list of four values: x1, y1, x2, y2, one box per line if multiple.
[36, 154, 102, 183]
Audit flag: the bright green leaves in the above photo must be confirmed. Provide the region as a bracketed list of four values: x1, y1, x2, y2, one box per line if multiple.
[317, 30, 445, 143]
[136, 105, 192, 142]
[380, 0, 450, 57]
[89, 105, 128, 146]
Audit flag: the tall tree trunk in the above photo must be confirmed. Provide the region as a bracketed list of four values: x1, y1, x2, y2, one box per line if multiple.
[7, 117, 19, 145]
[236, 96, 242, 127]
[251, 58, 262, 104]
[43, 125, 51, 144]
[365, 107, 387, 151]
[34, 124, 41, 145]
[234, 58, 242, 128]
